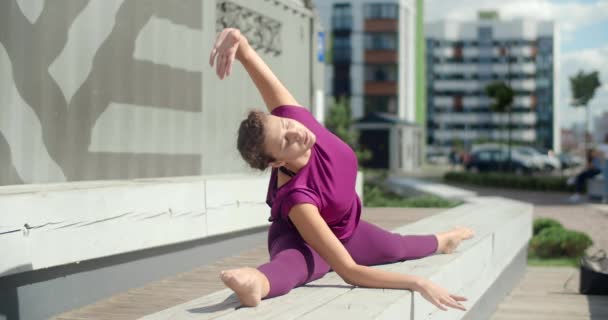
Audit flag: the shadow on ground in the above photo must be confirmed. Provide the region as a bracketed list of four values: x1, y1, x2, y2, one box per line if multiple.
[188, 293, 241, 314]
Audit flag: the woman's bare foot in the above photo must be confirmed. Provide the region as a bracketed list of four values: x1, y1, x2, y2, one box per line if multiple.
[435, 227, 475, 254]
[220, 267, 270, 307]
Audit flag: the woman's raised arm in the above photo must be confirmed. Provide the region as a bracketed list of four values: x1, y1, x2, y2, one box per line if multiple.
[209, 28, 300, 112]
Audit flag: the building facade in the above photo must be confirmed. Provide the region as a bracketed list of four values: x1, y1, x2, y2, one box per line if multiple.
[594, 112, 608, 144]
[425, 16, 560, 153]
[0, 1, 326, 319]
[314, 0, 425, 171]
[0, 0, 325, 187]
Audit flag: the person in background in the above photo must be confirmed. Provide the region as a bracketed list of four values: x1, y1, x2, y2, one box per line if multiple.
[568, 148, 603, 203]
[449, 147, 459, 170]
[596, 134, 608, 203]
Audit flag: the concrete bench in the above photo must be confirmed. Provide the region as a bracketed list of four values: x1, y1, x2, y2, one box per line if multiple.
[141, 197, 532, 320]
[385, 176, 477, 200]
[588, 174, 607, 201]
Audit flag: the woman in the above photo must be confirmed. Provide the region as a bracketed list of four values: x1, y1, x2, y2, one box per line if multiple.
[209, 28, 474, 311]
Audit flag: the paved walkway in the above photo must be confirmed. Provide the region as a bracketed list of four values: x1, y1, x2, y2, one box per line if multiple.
[447, 183, 608, 320]
[491, 267, 608, 320]
[447, 183, 608, 253]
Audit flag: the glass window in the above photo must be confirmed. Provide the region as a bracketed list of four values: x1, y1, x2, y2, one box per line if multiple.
[478, 27, 492, 45]
[365, 33, 397, 50]
[332, 4, 352, 30]
[365, 95, 397, 114]
[364, 3, 398, 19]
[333, 35, 351, 62]
[365, 64, 398, 82]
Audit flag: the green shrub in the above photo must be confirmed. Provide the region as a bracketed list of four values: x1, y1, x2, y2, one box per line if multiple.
[363, 184, 461, 208]
[529, 227, 565, 258]
[533, 218, 563, 236]
[561, 230, 593, 257]
[529, 226, 593, 258]
[444, 171, 575, 192]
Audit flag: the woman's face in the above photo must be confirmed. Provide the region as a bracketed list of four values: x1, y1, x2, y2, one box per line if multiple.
[263, 115, 316, 166]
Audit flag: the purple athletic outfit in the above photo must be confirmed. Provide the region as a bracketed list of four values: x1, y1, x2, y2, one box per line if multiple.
[257, 106, 437, 298]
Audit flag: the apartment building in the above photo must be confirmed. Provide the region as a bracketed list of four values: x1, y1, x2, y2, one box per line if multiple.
[315, 0, 425, 171]
[426, 14, 560, 152]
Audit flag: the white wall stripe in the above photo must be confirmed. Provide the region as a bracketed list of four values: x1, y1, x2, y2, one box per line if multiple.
[48, 0, 125, 104]
[16, 0, 45, 24]
[0, 43, 67, 183]
[133, 16, 203, 72]
[90, 103, 201, 154]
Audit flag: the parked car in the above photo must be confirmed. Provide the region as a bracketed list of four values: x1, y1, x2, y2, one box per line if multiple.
[426, 149, 449, 165]
[513, 146, 561, 171]
[558, 153, 584, 169]
[465, 147, 537, 174]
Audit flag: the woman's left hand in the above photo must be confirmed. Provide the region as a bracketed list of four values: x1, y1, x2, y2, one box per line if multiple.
[208, 28, 249, 80]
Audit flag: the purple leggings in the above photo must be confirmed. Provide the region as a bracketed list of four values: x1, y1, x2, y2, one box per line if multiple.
[258, 219, 438, 298]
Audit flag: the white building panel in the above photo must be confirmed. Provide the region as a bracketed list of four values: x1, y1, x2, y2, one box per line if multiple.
[435, 112, 537, 124]
[435, 129, 536, 141]
[433, 95, 535, 109]
[434, 80, 481, 91]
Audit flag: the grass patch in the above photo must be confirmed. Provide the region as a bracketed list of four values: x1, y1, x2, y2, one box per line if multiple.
[527, 256, 579, 267]
[364, 184, 462, 208]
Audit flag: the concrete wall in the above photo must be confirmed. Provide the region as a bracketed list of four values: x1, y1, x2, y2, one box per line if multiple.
[0, 172, 364, 319]
[0, 172, 364, 279]
[0, 0, 324, 186]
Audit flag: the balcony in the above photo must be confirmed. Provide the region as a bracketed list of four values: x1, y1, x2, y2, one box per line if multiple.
[433, 95, 537, 109]
[433, 112, 537, 124]
[364, 19, 398, 32]
[434, 128, 537, 141]
[364, 50, 398, 63]
[364, 81, 397, 95]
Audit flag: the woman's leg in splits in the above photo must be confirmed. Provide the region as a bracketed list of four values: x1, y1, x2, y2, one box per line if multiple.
[221, 220, 330, 306]
[343, 220, 474, 266]
[221, 220, 474, 306]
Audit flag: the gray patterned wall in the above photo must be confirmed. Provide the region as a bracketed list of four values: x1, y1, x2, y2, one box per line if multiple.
[0, 0, 321, 186]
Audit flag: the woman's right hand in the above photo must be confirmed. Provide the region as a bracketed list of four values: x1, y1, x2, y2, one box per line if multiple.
[416, 278, 467, 311]
[208, 28, 250, 80]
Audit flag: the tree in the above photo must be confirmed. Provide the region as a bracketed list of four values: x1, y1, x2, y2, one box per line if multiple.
[325, 97, 372, 163]
[486, 81, 515, 169]
[570, 70, 601, 148]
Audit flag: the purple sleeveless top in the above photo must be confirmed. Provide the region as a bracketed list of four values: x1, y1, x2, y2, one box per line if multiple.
[266, 105, 361, 240]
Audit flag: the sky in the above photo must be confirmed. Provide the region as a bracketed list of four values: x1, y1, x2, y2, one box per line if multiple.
[425, 0, 608, 130]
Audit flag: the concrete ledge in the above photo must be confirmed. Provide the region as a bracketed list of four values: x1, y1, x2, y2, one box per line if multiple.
[141, 197, 532, 320]
[588, 175, 606, 200]
[0, 173, 364, 278]
[0, 175, 272, 278]
[385, 176, 477, 200]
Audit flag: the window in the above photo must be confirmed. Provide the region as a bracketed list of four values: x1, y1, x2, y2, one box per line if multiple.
[332, 4, 352, 30]
[538, 37, 552, 52]
[364, 3, 398, 19]
[333, 35, 351, 62]
[365, 33, 397, 50]
[365, 96, 397, 114]
[478, 27, 492, 46]
[365, 64, 397, 82]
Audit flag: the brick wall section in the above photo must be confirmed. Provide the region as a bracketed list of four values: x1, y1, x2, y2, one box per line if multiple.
[365, 81, 397, 95]
[364, 19, 398, 32]
[364, 50, 398, 63]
